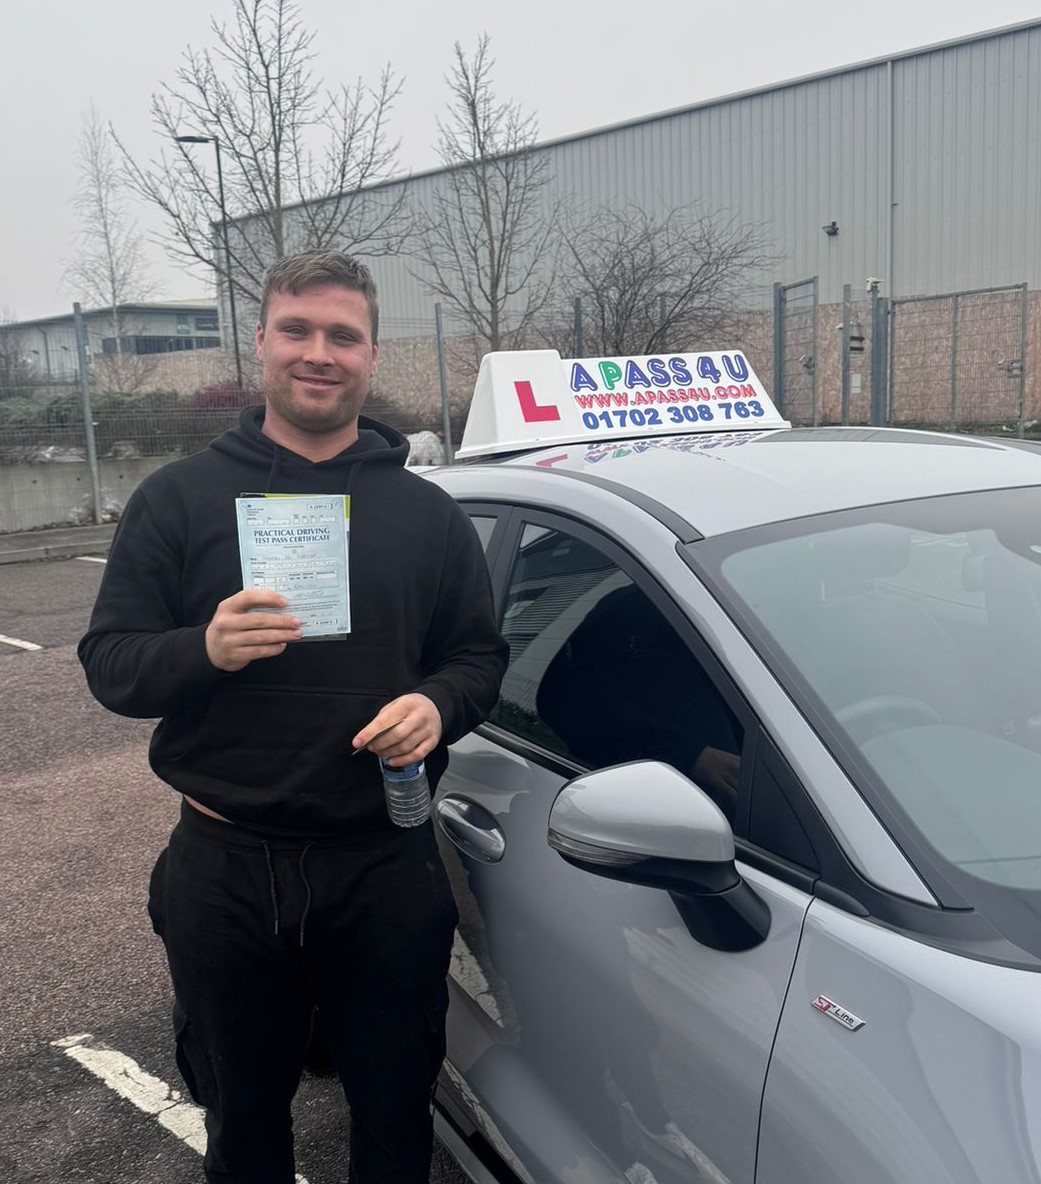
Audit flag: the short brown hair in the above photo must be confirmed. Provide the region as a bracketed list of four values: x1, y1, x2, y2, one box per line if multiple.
[258, 250, 379, 341]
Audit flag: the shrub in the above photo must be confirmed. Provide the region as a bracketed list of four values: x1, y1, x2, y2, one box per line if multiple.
[190, 380, 258, 410]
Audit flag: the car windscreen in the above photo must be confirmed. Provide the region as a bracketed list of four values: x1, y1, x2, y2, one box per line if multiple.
[691, 486, 1041, 958]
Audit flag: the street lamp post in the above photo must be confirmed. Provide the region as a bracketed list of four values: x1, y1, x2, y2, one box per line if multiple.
[174, 134, 243, 389]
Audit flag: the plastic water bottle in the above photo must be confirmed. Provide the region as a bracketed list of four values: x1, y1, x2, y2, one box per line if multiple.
[379, 758, 432, 827]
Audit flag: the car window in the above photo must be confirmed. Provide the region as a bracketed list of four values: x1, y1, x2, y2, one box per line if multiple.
[491, 521, 744, 821]
[712, 494, 1041, 893]
[467, 514, 497, 554]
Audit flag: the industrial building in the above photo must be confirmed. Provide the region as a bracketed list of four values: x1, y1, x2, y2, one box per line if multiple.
[1, 302, 220, 381]
[360, 17, 1041, 327]
[255, 17, 1039, 430]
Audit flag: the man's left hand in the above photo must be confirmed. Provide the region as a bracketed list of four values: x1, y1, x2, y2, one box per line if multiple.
[353, 693, 443, 766]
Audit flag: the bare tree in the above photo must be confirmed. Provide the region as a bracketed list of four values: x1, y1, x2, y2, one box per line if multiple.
[66, 107, 158, 394]
[542, 205, 775, 357]
[413, 36, 558, 360]
[114, 0, 410, 308]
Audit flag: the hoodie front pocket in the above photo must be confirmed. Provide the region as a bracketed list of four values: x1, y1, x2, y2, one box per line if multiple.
[181, 685, 392, 794]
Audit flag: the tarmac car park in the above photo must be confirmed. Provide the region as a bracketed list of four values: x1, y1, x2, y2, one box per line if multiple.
[422, 348, 1041, 1184]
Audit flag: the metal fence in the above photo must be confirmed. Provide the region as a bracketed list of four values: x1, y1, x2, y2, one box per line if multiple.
[773, 278, 819, 424]
[2, 282, 1037, 534]
[772, 280, 1037, 434]
[888, 284, 1029, 431]
[0, 304, 478, 533]
[0, 392, 465, 535]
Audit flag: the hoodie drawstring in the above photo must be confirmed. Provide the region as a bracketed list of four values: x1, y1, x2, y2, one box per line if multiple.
[298, 843, 314, 949]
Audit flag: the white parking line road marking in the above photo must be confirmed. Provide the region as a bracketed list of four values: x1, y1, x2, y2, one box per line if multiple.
[53, 1033, 206, 1154]
[0, 633, 43, 651]
[76, 555, 107, 563]
[52, 1033, 311, 1183]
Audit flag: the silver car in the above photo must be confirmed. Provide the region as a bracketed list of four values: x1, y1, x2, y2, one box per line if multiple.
[425, 350, 1041, 1184]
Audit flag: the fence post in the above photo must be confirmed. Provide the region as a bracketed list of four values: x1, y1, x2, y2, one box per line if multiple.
[949, 294, 959, 431]
[1019, 283, 1028, 439]
[73, 302, 102, 525]
[810, 276, 819, 426]
[434, 303, 454, 463]
[772, 283, 785, 415]
[841, 284, 851, 426]
[870, 287, 888, 426]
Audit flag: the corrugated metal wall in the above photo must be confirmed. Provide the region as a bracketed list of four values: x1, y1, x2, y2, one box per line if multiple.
[541, 63, 895, 304]
[279, 20, 1041, 337]
[893, 25, 1041, 297]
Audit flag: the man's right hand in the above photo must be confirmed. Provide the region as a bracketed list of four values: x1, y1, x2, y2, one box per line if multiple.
[692, 745, 741, 797]
[205, 589, 302, 672]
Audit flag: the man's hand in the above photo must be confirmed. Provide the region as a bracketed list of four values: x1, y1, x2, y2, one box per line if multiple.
[353, 693, 443, 767]
[692, 746, 741, 797]
[205, 589, 302, 672]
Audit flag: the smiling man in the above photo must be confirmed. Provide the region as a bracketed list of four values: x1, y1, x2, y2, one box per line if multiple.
[78, 251, 507, 1184]
[257, 269, 379, 450]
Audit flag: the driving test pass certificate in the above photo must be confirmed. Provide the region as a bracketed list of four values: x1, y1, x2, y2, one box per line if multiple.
[235, 494, 351, 639]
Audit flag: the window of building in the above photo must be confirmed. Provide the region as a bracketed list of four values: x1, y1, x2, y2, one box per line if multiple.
[102, 335, 221, 355]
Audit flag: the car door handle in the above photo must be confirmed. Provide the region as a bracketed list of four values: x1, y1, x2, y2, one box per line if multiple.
[435, 795, 506, 863]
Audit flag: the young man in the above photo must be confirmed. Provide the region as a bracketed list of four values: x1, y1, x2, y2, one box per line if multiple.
[79, 250, 507, 1184]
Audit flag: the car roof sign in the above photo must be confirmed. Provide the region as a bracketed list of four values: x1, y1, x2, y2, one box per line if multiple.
[456, 348, 789, 458]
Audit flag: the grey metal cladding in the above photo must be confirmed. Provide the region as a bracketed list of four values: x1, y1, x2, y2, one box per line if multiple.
[267, 20, 1041, 334]
[892, 25, 1041, 297]
[543, 26, 1040, 302]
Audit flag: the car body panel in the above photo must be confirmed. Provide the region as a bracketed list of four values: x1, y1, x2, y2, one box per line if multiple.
[484, 428, 1041, 536]
[436, 733, 812, 1184]
[759, 900, 1041, 1184]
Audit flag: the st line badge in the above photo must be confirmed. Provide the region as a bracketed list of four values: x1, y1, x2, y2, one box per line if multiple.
[811, 994, 865, 1032]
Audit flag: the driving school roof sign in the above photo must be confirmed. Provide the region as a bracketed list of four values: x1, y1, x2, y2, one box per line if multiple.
[456, 349, 787, 458]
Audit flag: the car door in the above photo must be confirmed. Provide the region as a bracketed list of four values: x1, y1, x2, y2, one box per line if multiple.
[435, 506, 816, 1184]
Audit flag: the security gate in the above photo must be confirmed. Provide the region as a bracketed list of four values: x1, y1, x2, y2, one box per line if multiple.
[889, 284, 1028, 435]
[773, 278, 819, 425]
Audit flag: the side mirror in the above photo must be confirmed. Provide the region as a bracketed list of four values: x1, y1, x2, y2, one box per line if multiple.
[548, 761, 770, 951]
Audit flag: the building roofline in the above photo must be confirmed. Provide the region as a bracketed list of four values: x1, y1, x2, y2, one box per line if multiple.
[528, 18, 1041, 150]
[2, 301, 217, 331]
[224, 18, 1041, 226]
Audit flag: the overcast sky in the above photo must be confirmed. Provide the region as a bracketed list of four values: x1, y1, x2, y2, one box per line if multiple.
[3, 0, 1039, 322]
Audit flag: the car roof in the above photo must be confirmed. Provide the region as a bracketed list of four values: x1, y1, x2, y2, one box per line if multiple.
[463, 426, 1041, 537]
[448, 350, 1041, 537]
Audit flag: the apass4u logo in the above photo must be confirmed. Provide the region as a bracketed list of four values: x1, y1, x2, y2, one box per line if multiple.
[568, 352, 751, 394]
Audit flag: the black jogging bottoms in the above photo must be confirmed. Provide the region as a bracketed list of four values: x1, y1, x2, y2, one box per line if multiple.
[148, 802, 459, 1184]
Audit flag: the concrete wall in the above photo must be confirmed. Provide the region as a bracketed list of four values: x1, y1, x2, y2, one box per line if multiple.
[0, 457, 171, 534]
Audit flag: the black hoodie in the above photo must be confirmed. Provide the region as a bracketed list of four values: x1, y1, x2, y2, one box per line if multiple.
[78, 406, 507, 839]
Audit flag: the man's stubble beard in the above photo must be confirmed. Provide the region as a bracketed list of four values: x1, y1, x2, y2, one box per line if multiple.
[264, 374, 372, 436]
